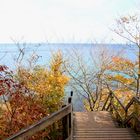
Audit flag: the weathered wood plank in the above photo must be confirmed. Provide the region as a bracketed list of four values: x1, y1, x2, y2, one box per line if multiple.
[73, 111, 116, 128]
[73, 111, 139, 140]
[73, 135, 137, 138]
[73, 138, 138, 140]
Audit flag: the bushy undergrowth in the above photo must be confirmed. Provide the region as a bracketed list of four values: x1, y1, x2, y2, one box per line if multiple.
[0, 52, 69, 139]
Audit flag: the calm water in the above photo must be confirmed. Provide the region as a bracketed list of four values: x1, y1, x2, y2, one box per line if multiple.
[0, 43, 137, 111]
[0, 43, 137, 68]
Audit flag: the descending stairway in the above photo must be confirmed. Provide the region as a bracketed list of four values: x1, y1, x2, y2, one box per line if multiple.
[73, 111, 139, 140]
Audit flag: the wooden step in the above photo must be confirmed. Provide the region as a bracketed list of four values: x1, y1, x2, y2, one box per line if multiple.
[73, 133, 140, 140]
[73, 138, 139, 140]
[73, 129, 138, 139]
[74, 128, 135, 132]
[73, 111, 116, 128]
[73, 111, 139, 140]
[74, 131, 137, 134]
[74, 133, 137, 136]
[74, 128, 134, 131]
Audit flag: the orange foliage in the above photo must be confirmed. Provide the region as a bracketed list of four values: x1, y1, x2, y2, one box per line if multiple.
[0, 65, 49, 139]
[0, 52, 68, 139]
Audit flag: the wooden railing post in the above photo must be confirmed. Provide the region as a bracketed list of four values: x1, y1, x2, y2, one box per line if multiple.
[70, 91, 73, 97]
[124, 108, 128, 127]
[68, 91, 73, 104]
[68, 91, 73, 140]
[66, 114, 70, 138]
[110, 91, 113, 114]
[62, 105, 68, 139]
[62, 91, 73, 140]
[70, 91, 73, 140]
[133, 102, 138, 131]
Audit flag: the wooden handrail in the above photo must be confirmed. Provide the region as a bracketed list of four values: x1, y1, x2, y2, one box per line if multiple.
[7, 104, 72, 140]
[124, 112, 140, 125]
[102, 91, 140, 132]
[6, 90, 74, 140]
[125, 97, 140, 111]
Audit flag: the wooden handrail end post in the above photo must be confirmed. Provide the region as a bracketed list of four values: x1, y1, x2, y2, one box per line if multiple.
[68, 97, 72, 104]
[70, 91, 73, 97]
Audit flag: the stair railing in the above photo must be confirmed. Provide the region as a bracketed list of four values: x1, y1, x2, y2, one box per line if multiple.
[6, 91, 73, 140]
[102, 91, 140, 132]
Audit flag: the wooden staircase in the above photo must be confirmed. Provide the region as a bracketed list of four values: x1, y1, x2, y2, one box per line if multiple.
[6, 92, 140, 140]
[73, 111, 139, 140]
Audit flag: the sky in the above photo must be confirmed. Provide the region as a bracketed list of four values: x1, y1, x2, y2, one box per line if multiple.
[0, 0, 139, 43]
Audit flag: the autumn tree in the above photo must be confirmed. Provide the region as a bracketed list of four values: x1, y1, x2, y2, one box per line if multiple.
[113, 14, 140, 97]
[0, 51, 69, 139]
[64, 46, 121, 111]
[105, 56, 136, 99]
[16, 51, 69, 113]
[0, 65, 47, 139]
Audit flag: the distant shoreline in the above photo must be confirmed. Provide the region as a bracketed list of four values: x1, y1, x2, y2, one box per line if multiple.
[0, 43, 130, 45]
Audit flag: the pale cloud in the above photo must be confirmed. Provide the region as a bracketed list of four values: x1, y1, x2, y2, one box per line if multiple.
[0, 0, 139, 43]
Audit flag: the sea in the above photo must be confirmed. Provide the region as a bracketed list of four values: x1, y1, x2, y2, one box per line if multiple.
[0, 43, 138, 111]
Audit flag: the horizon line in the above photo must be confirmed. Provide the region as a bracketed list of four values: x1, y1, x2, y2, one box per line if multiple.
[0, 42, 130, 45]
